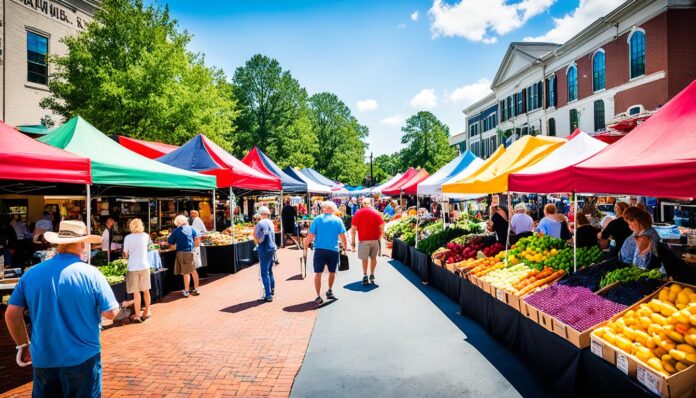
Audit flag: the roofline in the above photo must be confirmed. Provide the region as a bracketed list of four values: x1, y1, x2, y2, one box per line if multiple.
[463, 92, 497, 114]
[491, 42, 562, 88]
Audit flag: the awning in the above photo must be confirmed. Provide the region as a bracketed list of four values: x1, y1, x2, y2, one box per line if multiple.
[283, 167, 332, 194]
[241, 147, 306, 192]
[118, 136, 178, 159]
[16, 124, 53, 135]
[442, 136, 565, 194]
[299, 168, 340, 187]
[368, 173, 402, 195]
[417, 151, 481, 196]
[39, 116, 215, 190]
[157, 134, 281, 191]
[0, 120, 91, 184]
[508, 131, 607, 193]
[380, 168, 417, 196]
[400, 169, 431, 195]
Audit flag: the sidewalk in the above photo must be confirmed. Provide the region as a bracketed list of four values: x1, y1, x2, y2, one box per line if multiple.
[1, 247, 318, 398]
[291, 251, 548, 398]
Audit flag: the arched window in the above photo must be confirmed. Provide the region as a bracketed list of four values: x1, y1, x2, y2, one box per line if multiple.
[548, 118, 556, 136]
[594, 100, 605, 132]
[567, 64, 578, 102]
[629, 29, 646, 79]
[569, 109, 579, 132]
[592, 50, 605, 91]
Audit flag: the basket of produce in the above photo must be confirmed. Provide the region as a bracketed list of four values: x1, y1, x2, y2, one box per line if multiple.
[97, 259, 128, 285]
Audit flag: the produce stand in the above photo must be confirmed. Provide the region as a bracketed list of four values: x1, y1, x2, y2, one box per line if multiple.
[200, 244, 236, 273]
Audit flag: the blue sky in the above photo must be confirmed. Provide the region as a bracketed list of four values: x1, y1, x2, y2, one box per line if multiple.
[151, 0, 626, 156]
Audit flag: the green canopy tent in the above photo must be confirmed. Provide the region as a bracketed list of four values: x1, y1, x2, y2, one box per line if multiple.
[40, 116, 216, 190]
[39, 116, 217, 244]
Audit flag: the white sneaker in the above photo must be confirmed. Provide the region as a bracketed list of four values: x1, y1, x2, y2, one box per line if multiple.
[181, 290, 190, 298]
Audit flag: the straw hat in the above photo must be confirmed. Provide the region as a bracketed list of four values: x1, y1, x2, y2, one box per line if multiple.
[44, 220, 102, 244]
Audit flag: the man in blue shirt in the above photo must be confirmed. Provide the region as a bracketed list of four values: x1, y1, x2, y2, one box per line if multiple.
[5, 220, 120, 397]
[383, 200, 396, 218]
[254, 206, 278, 302]
[168, 215, 201, 297]
[304, 201, 348, 305]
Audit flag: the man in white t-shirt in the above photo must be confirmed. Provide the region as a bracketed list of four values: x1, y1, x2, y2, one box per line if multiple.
[122, 218, 151, 322]
[190, 210, 207, 235]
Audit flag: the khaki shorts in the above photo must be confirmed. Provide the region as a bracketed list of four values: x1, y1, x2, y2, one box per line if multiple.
[126, 269, 151, 293]
[175, 251, 196, 275]
[357, 240, 380, 260]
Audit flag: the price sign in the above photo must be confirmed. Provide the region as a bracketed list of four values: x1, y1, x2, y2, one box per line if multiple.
[590, 339, 603, 357]
[496, 289, 505, 302]
[616, 352, 629, 375]
[637, 365, 662, 396]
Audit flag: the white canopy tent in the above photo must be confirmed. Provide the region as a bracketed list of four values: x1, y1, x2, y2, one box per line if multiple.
[288, 168, 333, 195]
[370, 173, 403, 195]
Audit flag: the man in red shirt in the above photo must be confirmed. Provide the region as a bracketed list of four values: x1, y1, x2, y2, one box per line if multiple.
[351, 198, 385, 285]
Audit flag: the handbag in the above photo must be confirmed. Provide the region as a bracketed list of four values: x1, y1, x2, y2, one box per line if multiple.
[339, 249, 350, 271]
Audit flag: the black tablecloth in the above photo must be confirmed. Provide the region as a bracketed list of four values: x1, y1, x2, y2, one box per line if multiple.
[457, 278, 654, 397]
[392, 239, 410, 266]
[234, 240, 258, 270]
[409, 246, 430, 282]
[428, 263, 461, 303]
[108, 268, 168, 304]
[201, 244, 236, 273]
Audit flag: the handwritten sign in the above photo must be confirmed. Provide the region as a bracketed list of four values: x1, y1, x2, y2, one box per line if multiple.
[616, 352, 629, 375]
[590, 339, 603, 357]
[637, 365, 662, 396]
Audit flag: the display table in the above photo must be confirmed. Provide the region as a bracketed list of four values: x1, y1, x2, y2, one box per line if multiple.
[108, 268, 168, 304]
[391, 239, 410, 265]
[201, 244, 235, 273]
[409, 246, 429, 283]
[428, 263, 460, 303]
[457, 279, 654, 397]
[234, 239, 258, 270]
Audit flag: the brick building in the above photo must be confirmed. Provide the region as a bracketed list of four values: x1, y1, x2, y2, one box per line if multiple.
[0, 0, 98, 127]
[451, 0, 696, 159]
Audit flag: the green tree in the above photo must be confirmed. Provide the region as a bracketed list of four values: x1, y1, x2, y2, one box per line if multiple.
[374, 152, 403, 181]
[307, 92, 368, 185]
[400, 111, 457, 172]
[41, 0, 237, 148]
[232, 54, 316, 166]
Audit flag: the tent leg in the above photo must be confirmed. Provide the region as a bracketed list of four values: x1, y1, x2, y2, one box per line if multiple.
[415, 195, 419, 248]
[148, 198, 151, 234]
[230, 188, 235, 241]
[504, 192, 512, 260]
[280, 190, 284, 248]
[212, 190, 217, 232]
[86, 184, 92, 265]
[573, 192, 578, 273]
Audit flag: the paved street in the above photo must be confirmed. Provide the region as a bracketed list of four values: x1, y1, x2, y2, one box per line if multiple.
[1, 247, 548, 398]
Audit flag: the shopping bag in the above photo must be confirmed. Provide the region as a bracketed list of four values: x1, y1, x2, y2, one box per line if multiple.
[339, 249, 350, 271]
[193, 247, 203, 269]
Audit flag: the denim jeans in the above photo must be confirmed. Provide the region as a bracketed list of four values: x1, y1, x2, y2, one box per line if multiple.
[259, 250, 276, 299]
[33, 353, 101, 398]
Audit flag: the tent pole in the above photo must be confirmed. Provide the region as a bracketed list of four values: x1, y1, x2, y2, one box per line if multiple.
[415, 195, 419, 248]
[86, 184, 92, 265]
[212, 190, 217, 232]
[504, 192, 512, 259]
[230, 187, 235, 242]
[573, 192, 578, 273]
[280, 189, 284, 248]
[147, 198, 151, 234]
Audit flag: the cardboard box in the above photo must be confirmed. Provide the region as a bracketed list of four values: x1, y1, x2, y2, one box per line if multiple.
[519, 301, 539, 323]
[589, 281, 696, 398]
[537, 309, 554, 332]
[550, 316, 608, 348]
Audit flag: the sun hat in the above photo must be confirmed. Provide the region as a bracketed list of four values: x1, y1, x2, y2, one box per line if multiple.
[257, 206, 271, 215]
[44, 220, 102, 244]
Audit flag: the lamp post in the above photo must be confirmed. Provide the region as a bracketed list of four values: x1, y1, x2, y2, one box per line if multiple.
[369, 152, 373, 187]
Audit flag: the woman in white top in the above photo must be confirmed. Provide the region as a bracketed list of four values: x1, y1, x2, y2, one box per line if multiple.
[123, 218, 152, 323]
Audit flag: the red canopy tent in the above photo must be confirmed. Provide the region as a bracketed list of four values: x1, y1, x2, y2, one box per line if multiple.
[118, 136, 178, 159]
[527, 80, 696, 198]
[382, 168, 419, 196]
[400, 169, 431, 195]
[1, 121, 91, 184]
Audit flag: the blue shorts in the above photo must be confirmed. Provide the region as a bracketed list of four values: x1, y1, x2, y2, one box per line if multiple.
[313, 248, 339, 273]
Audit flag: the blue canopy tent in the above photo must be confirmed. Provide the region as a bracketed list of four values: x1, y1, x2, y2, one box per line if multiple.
[242, 147, 307, 193]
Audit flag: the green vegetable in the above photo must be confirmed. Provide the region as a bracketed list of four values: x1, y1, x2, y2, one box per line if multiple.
[600, 266, 663, 288]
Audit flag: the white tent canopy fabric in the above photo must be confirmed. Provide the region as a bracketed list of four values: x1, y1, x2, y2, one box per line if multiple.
[289, 168, 332, 194]
[370, 173, 403, 195]
[418, 151, 482, 196]
[510, 131, 608, 178]
[441, 158, 486, 200]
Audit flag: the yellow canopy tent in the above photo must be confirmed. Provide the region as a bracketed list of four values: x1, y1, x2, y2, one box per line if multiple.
[442, 135, 565, 194]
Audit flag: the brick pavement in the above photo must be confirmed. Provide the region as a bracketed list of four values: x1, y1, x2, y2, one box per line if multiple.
[1, 247, 318, 398]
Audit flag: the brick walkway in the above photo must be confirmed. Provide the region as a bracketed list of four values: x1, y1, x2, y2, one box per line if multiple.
[1, 247, 318, 398]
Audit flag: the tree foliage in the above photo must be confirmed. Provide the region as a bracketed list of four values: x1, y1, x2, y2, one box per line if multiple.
[306, 93, 368, 185]
[41, 0, 237, 148]
[231, 54, 316, 167]
[399, 111, 457, 172]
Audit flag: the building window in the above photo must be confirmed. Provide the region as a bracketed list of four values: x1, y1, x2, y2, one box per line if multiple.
[592, 50, 605, 92]
[567, 65, 578, 102]
[594, 100, 605, 132]
[27, 31, 49, 85]
[629, 29, 646, 79]
[546, 75, 556, 108]
[569, 109, 579, 132]
[548, 118, 556, 136]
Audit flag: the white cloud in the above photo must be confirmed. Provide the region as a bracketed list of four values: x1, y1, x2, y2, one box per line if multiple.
[428, 0, 555, 43]
[410, 89, 438, 110]
[380, 114, 406, 126]
[356, 99, 379, 112]
[524, 0, 625, 43]
[411, 10, 420, 21]
[449, 78, 492, 105]
[397, 23, 406, 29]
